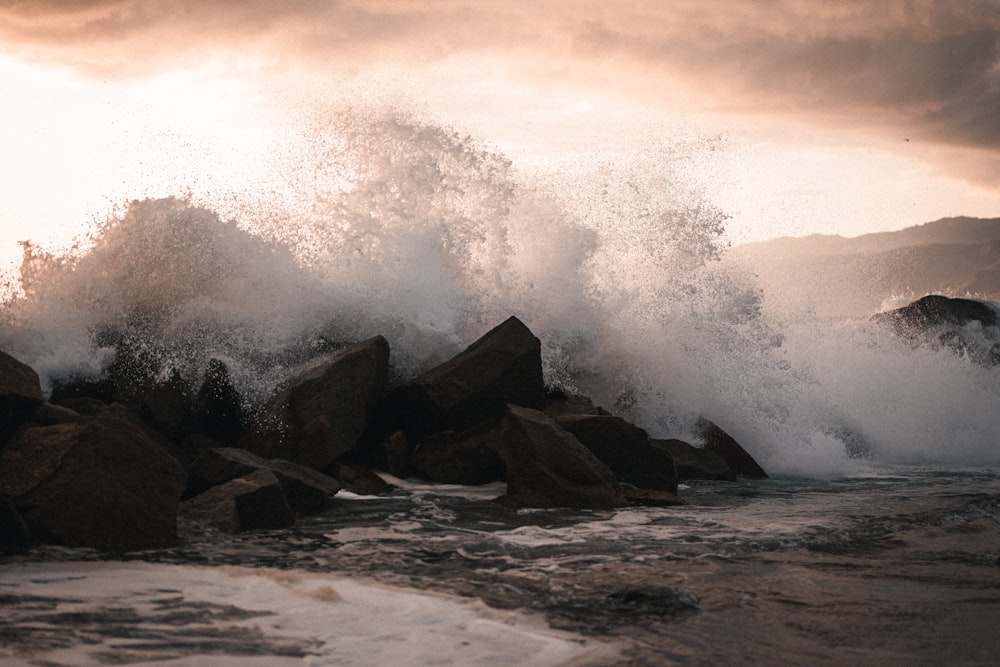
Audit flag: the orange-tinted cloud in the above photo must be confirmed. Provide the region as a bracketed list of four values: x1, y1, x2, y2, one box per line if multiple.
[2, 0, 998, 151]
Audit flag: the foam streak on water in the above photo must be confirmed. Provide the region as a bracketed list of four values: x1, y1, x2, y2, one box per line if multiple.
[5, 470, 1000, 666]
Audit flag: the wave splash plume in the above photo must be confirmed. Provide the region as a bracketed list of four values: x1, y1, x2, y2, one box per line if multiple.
[2, 108, 999, 475]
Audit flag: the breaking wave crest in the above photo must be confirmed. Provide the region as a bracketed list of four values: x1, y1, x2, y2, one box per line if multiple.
[2, 108, 999, 474]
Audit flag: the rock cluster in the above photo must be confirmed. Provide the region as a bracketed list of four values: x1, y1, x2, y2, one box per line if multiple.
[0, 316, 765, 554]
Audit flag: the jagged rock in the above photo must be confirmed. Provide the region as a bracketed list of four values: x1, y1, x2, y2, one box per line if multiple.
[180, 468, 294, 533]
[621, 487, 686, 507]
[874, 294, 998, 332]
[387, 317, 545, 442]
[191, 359, 248, 444]
[413, 420, 507, 485]
[0, 417, 186, 552]
[556, 414, 678, 493]
[651, 438, 736, 482]
[0, 495, 30, 554]
[184, 447, 340, 514]
[1, 349, 44, 445]
[249, 336, 389, 471]
[495, 406, 627, 510]
[542, 390, 610, 418]
[328, 461, 395, 496]
[692, 419, 768, 479]
[873, 294, 1000, 364]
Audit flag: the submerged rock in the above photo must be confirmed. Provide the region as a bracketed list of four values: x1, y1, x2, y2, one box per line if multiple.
[0, 416, 186, 552]
[387, 317, 546, 442]
[496, 406, 627, 510]
[621, 487, 686, 507]
[249, 336, 390, 471]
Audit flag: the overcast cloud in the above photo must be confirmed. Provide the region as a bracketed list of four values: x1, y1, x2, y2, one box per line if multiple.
[2, 1, 998, 165]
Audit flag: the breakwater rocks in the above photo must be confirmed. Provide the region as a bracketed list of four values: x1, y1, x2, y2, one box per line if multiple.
[0, 316, 765, 554]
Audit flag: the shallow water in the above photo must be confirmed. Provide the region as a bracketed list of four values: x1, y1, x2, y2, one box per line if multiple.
[4, 468, 999, 665]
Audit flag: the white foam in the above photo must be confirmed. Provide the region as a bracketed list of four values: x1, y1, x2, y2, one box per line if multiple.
[0, 561, 618, 667]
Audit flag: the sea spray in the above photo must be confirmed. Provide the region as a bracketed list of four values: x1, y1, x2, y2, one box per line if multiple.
[2, 108, 999, 474]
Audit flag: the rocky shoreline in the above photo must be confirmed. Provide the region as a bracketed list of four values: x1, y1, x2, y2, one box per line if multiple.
[1, 314, 765, 555]
[3, 293, 996, 555]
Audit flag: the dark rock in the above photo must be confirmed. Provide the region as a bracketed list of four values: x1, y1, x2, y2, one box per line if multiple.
[249, 336, 389, 470]
[873, 295, 1000, 364]
[180, 469, 294, 533]
[495, 406, 627, 510]
[184, 447, 340, 514]
[621, 487, 686, 507]
[556, 414, 678, 493]
[0, 495, 31, 554]
[52, 396, 110, 415]
[371, 429, 413, 479]
[0, 417, 186, 552]
[29, 402, 80, 426]
[651, 438, 736, 482]
[542, 392, 610, 419]
[191, 359, 248, 444]
[874, 294, 998, 332]
[48, 375, 115, 405]
[387, 317, 545, 442]
[692, 419, 768, 479]
[1, 349, 44, 445]
[413, 420, 507, 485]
[137, 371, 193, 440]
[328, 461, 395, 496]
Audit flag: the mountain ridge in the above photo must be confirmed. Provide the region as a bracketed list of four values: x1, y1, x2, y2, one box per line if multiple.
[725, 216, 1000, 319]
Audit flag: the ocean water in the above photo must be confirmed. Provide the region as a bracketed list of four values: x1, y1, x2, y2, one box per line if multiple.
[2, 109, 999, 665]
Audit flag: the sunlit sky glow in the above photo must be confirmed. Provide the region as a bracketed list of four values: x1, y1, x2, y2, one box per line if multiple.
[2, 1, 1000, 273]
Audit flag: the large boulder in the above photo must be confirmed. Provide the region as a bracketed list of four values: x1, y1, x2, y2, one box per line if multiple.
[387, 317, 545, 442]
[0, 416, 186, 552]
[184, 447, 340, 514]
[874, 294, 998, 332]
[651, 438, 736, 481]
[249, 336, 389, 470]
[413, 420, 507, 485]
[556, 414, 678, 493]
[873, 294, 1000, 364]
[1, 350, 44, 445]
[692, 419, 768, 479]
[496, 406, 627, 510]
[180, 468, 294, 533]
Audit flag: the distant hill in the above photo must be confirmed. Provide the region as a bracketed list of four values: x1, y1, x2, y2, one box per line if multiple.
[724, 217, 1000, 319]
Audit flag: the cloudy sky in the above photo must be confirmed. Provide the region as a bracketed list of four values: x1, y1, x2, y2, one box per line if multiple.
[2, 0, 1000, 272]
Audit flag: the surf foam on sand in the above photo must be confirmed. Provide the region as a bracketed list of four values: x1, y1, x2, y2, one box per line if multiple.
[0, 561, 618, 666]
